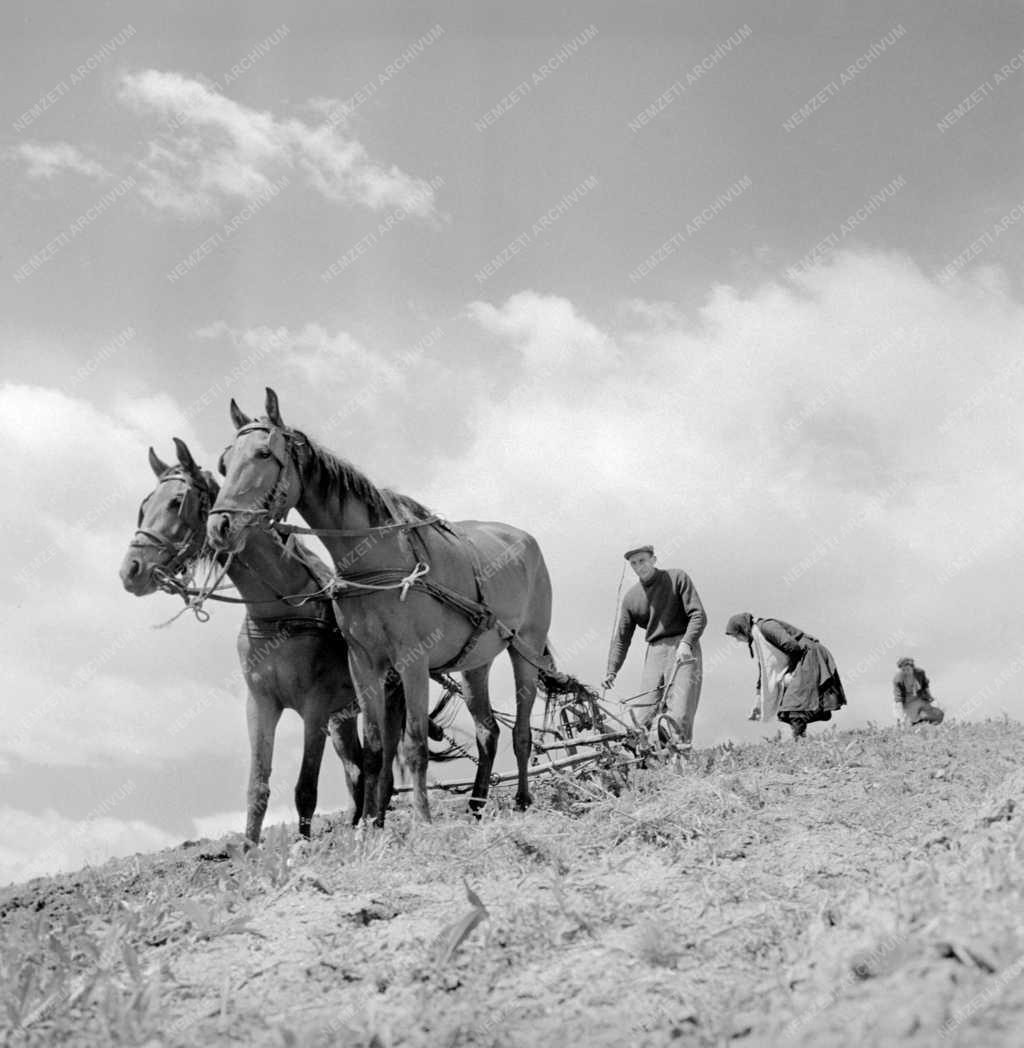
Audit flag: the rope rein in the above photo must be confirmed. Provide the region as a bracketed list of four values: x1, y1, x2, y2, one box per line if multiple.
[152, 553, 234, 628]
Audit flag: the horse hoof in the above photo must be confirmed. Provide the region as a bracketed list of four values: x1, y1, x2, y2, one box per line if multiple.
[514, 793, 533, 812]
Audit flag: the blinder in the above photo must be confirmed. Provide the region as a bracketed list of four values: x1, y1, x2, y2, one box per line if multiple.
[221, 421, 303, 522]
[177, 484, 197, 524]
[130, 470, 212, 578]
[235, 421, 293, 470]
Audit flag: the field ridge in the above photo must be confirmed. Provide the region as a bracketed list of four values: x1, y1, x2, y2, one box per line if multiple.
[2, 719, 1023, 1046]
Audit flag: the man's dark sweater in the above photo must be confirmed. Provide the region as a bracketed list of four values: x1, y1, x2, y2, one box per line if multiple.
[606, 568, 707, 675]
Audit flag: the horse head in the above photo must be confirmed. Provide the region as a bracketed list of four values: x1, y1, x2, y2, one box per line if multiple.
[207, 388, 306, 554]
[119, 439, 218, 595]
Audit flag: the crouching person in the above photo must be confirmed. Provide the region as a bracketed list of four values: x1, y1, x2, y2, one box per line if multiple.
[725, 613, 847, 739]
[893, 657, 944, 727]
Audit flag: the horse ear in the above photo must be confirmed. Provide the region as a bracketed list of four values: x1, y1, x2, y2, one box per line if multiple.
[229, 399, 251, 430]
[173, 437, 200, 476]
[148, 446, 170, 477]
[265, 387, 283, 427]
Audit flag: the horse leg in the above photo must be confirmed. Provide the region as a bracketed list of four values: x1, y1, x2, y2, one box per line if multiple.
[396, 660, 432, 822]
[245, 691, 282, 844]
[378, 677, 406, 818]
[348, 651, 391, 826]
[509, 648, 541, 811]
[327, 708, 364, 824]
[295, 714, 328, 839]
[361, 716, 385, 825]
[460, 663, 500, 815]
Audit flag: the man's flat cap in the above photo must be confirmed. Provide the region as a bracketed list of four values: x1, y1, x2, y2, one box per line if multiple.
[623, 545, 654, 560]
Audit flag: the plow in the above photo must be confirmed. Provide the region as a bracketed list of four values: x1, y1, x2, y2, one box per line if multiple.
[391, 669, 683, 798]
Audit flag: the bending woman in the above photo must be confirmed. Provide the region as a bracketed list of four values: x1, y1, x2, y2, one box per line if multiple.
[724, 613, 847, 739]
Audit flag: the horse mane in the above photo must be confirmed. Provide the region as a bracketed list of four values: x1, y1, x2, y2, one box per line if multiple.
[195, 468, 221, 502]
[294, 427, 435, 525]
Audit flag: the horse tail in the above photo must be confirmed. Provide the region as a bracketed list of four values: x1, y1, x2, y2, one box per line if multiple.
[536, 642, 565, 732]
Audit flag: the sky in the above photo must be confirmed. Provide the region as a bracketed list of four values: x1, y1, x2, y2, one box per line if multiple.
[3, 0, 1024, 885]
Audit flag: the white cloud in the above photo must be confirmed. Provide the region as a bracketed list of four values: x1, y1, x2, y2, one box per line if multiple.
[468, 291, 620, 374]
[6, 249, 1024, 824]
[0, 807, 179, 887]
[0, 384, 246, 769]
[191, 805, 295, 842]
[435, 254, 1024, 732]
[117, 70, 439, 219]
[12, 141, 110, 181]
[111, 390, 205, 452]
[199, 321, 403, 390]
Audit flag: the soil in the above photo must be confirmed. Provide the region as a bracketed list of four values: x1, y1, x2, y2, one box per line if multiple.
[2, 719, 1023, 1047]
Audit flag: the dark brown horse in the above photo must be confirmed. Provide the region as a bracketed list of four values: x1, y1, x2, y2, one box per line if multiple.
[119, 437, 365, 842]
[206, 389, 555, 826]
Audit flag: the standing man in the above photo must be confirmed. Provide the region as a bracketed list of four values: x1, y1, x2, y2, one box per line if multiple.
[602, 545, 707, 746]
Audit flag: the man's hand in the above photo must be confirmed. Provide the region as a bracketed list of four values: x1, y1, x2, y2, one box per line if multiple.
[602, 672, 616, 690]
[674, 642, 694, 664]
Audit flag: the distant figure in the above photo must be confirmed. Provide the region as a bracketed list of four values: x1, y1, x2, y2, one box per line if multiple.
[725, 613, 847, 739]
[893, 657, 945, 727]
[603, 545, 707, 747]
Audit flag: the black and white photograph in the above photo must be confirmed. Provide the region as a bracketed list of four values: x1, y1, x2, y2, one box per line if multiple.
[2, 2, 1023, 1044]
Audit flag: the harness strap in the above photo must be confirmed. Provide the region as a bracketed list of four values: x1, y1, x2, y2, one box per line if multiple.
[243, 615, 339, 640]
[275, 515, 445, 539]
[157, 581, 329, 608]
[433, 528, 506, 671]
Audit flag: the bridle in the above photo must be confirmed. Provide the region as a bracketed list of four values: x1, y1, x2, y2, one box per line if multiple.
[130, 470, 213, 582]
[214, 421, 303, 528]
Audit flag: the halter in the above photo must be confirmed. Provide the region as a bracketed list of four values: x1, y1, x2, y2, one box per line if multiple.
[130, 471, 213, 579]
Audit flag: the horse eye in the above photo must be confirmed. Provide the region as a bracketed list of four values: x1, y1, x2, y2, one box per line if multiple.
[256, 448, 272, 459]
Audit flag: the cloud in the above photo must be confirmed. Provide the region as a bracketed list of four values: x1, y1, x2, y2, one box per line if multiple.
[6, 247, 1024, 827]
[435, 253, 1024, 732]
[467, 291, 620, 374]
[198, 321, 395, 390]
[12, 141, 110, 181]
[191, 805, 296, 841]
[117, 70, 439, 219]
[0, 806, 180, 886]
[0, 384, 244, 769]
[192, 322, 448, 467]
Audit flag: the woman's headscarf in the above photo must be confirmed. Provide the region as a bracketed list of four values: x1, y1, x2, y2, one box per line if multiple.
[725, 612, 755, 658]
